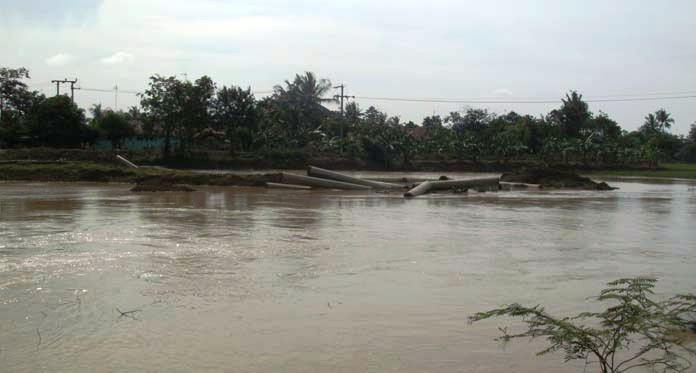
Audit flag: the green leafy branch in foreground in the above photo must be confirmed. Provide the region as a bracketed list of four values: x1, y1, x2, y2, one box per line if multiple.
[469, 277, 696, 373]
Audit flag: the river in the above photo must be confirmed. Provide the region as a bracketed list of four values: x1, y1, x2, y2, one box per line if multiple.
[1, 175, 695, 372]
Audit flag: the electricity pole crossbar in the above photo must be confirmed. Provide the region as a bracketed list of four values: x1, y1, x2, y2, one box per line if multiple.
[51, 78, 78, 102]
[333, 84, 354, 116]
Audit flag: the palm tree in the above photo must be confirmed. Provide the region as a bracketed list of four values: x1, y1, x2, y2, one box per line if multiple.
[559, 90, 590, 138]
[274, 72, 333, 106]
[89, 103, 104, 125]
[272, 72, 333, 145]
[654, 108, 674, 132]
[641, 113, 659, 135]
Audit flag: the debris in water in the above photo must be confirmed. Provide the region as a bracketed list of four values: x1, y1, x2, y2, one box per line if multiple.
[116, 307, 142, 319]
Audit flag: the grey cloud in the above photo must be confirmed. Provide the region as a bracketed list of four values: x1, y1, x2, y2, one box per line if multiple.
[2, 0, 695, 133]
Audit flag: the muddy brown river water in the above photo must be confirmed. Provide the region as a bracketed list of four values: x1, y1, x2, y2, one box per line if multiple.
[1, 174, 695, 372]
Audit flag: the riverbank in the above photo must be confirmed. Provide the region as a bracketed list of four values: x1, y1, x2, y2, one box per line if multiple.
[586, 163, 696, 180]
[0, 148, 661, 173]
[0, 161, 280, 186]
[1, 161, 692, 188]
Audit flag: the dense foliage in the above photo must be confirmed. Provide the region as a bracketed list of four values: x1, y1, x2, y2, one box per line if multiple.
[1, 66, 695, 166]
[469, 277, 696, 373]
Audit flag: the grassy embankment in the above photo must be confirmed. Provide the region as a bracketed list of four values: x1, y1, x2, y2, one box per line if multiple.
[587, 163, 696, 180]
[0, 161, 279, 186]
[2, 161, 695, 186]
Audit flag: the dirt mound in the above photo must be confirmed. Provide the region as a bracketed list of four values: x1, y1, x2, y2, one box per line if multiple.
[130, 172, 283, 192]
[133, 173, 281, 187]
[501, 168, 616, 190]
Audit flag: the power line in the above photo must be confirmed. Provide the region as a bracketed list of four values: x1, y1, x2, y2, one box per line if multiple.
[583, 95, 696, 103]
[441, 90, 696, 101]
[353, 94, 696, 104]
[33, 83, 696, 104]
[77, 87, 141, 94]
[577, 90, 696, 99]
[73, 87, 274, 95]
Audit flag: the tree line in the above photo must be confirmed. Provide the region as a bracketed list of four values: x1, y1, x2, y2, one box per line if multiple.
[2, 66, 696, 166]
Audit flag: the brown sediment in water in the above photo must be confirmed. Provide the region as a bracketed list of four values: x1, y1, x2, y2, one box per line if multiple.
[1, 162, 618, 192]
[131, 183, 196, 192]
[501, 168, 617, 190]
[133, 172, 282, 187]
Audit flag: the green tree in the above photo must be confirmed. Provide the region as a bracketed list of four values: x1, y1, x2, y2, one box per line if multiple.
[179, 76, 215, 154]
[641, 109, 674, 135]
[689, 122, 696, 143]
[470, 277, 696, 373]
[273, 72, 333, 146]
[588, 112, 621, 141]
[344, 101, 362, 126]
[140, 75, 185, 158]
[551, 91, 591, 138]
[655, 109, 674, 132]
[362, 106, 388, 127]
[420, 125, 454, 158]
[641, 113, 659, 135]
[96, 110, 135, 149]
[422, 115, 443, 129]
[213, 85, 257, 152]
[447, 109, 493, 161]
[28, 95, 92, 147]
[0, 67, 45, 146]
[89, 103, 104, 125]
[254, 97, 288, 149]
[140, 75, 215, 157]
[0, 67, 31, 116]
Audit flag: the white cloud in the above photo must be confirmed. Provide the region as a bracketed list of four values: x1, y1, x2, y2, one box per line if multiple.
[5, 0, 695, 134]
[101, 51, 134, 64]
[491, 88, 513, 98]
[45, 53, 74, 65]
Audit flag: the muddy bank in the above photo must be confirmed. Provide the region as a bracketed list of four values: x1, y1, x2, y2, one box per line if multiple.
[0, 162, 280, 186]
[0, 162, 617, 191]
[0, 162, 139, 182]
[0, 148, 651, 173]
[501, 168, 616, 190]
[133, 173, 281, 187]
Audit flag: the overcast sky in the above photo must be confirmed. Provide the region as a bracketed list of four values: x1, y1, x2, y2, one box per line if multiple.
[2, 0, 695, 134]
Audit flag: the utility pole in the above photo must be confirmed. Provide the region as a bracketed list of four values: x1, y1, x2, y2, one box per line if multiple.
[333, 84, 355, 153]
[52, 80, 61, 95]
[69, 79, 77, 102]
[114, 85, 118, 110]
[333, 84, 354, 116]
[51, 78, 78, 102]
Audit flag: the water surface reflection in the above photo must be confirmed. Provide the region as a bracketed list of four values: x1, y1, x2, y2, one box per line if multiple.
[0, 178, 695, 372]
